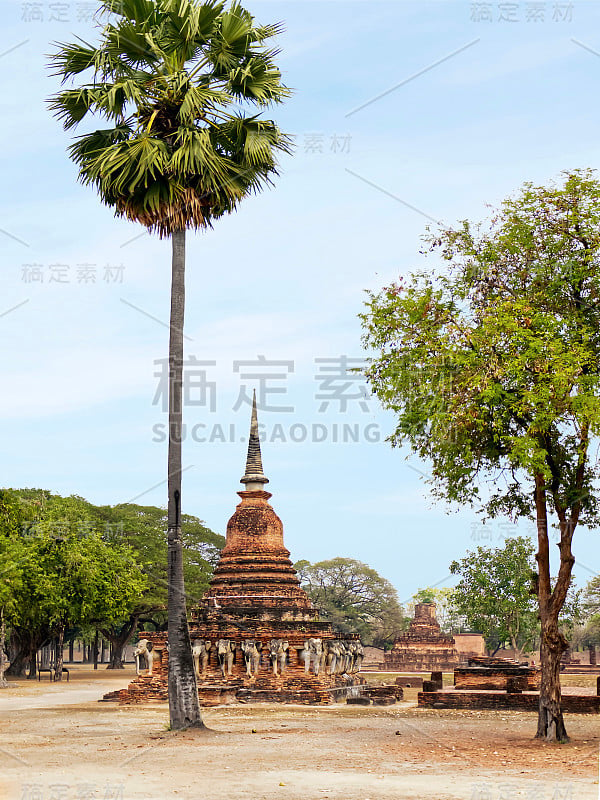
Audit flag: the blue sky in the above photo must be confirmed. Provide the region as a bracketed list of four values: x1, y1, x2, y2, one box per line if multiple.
[1, 0, 599, 602]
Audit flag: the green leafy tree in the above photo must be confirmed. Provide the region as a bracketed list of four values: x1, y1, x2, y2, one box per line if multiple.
[361, 170, 600, 741]
[49, 0, 290, 729]
[295, 558, 405, 647]
[0, 491, 25, 686]
[96, 502, 224, 666]
[579, 575, 600, 648]
[582, 575, 600, 617]
[449, 537, 539, 655]
[6, 491, 224, 672]
[5, 492, 148, 680]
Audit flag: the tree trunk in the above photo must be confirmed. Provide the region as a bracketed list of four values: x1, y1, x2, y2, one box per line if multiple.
[101, 614, 140, 670]
[167, 229, 203, 730]
[93, 630, 99, 670]
[0, 609, 8, 688]
[534, 473, 570, 742]
[28, 646, 37, 679]
[6, 628, 45, 678]
[100, 637, 106, 664]
[537, 620, 568, 741]
[105, 642, 124, 669]
[68, 639, 74, 663]
[6, 629, 29, 678]
[54, 626, 64, 681]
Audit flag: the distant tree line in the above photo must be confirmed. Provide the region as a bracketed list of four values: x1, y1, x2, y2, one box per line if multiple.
[2, 488, 594, 680]
[295, 557, 406, 648]
[0, 488, 223, 680]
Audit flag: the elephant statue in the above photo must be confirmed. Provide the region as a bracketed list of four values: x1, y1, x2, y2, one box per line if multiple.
[302, 638, 323, 675]
[326, 640, 342, 675]
[217, 639, 235, 678]
[349, 641, 364, 673]
[241, 640, 262, 677]
[133, 639, 162, 676]
[191, 639, 211, 678]
[268, 639, 289, 676]
[338, 641, 350, 674]
[319, 641, 328, 676]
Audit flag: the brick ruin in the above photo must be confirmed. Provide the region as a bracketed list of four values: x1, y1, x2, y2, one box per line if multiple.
[453, 656, 541, 691]
[382, 602, 460, 672]
[418, 656, 600, 712]
[106, 395, 363, 705]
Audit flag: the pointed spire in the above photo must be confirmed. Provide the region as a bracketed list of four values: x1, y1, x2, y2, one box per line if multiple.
[240, 390, 269, 489]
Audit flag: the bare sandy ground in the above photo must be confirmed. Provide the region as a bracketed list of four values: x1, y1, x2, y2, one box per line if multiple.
[1, 667, 598, 800]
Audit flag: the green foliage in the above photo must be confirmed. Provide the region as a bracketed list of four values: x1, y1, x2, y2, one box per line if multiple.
[361, 170, 600, 729]
[580, 575, 600, 645]
[95, 502, 224, 621]
[5, 489, 224, 638]
[0, 490, 26, 617]
[48, 0, 292, 236]
[295, 557, 405, 647]
[449, 536, 539, 653]
[412, 587, 436, 604]
[4, 490, 147, 635]
[361, 170, 600, 529]
[582, 575, 600, 617]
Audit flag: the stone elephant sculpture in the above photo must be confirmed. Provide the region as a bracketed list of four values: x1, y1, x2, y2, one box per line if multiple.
[133, 639, 162, 676]
[338, 641, 350, 674]
[319, 641, 328, 676]
[349, 641, 364, 673]
[326, 640, 342, 675]
[191, 639, 211, 678]
[217, 639, 236, 678]
[302, 638, 323, 675]
[268, 639, 289, 676]
[241, 640, 262, 677]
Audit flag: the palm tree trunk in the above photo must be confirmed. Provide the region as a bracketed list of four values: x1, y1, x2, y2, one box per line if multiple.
[167, 228, 203, 729]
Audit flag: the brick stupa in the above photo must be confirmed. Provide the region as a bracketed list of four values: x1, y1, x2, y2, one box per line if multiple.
[382, 602, 459, 672]
[108, 395, 363, 705]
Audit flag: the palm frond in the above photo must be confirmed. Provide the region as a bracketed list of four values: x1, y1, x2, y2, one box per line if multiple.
[49, 38, 98, 81]
[227, 54, 290, 105]
[178, 83, 228, 123]
[50, 0, 292, 236]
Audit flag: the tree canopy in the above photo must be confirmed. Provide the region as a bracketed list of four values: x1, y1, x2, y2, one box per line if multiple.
[4, 489, 224, 674]
[361, 169, 600, 740]
[48, 0, 292, 236]
[449, 536, 539, 654]
[579, 575, 600, 646]
[295, 557, 405, 647]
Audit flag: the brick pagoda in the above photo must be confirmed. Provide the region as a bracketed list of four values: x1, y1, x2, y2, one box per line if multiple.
[382, 602, 459, 672]
[108, 395, 363, 705]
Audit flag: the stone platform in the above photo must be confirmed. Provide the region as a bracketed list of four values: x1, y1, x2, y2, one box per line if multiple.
[454, 665, 540, 691]
[418, 689, 600, 713]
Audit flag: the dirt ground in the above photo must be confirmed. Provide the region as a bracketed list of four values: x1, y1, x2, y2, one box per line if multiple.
[1, 667, 598, 800]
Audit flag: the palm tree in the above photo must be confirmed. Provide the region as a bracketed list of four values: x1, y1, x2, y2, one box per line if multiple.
[49, 0, 291, 729]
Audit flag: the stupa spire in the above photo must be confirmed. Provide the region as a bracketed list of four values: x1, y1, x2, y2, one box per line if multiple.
[240, 390, 269, 489]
